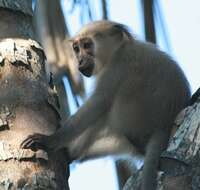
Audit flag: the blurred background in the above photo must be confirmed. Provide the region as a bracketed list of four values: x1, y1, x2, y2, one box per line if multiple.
[32, 0, 200, 189]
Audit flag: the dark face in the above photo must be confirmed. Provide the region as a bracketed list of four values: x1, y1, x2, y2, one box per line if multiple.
[72, 37, 95, 77]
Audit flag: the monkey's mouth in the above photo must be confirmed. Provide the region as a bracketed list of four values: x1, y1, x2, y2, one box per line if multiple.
[79, 62, 94, 77]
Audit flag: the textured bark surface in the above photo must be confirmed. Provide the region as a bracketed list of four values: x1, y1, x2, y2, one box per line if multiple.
[0, 8, 34, 39]
[123, 90, 200, 190]
[0, 0, 32, 16]
[116, 159, 137, 189]
[0, 2, 69, 190]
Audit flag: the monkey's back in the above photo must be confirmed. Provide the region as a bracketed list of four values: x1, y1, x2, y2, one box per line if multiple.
[108, 40, 191, 152]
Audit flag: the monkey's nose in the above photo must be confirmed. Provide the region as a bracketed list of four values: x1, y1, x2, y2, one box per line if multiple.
[79, 59, 84, 67]
[79, 59, 89, 70]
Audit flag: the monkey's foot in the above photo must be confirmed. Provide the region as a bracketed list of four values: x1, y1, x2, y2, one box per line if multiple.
[20, 133, 50, 151]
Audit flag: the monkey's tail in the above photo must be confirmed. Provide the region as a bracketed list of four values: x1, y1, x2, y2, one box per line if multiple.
[141, 128, 170, 190]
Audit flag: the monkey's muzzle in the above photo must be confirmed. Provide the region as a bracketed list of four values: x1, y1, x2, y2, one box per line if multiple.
[78, 58, 94, 77]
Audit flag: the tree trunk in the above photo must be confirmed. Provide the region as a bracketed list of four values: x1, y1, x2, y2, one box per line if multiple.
[0, 1, 69, 189]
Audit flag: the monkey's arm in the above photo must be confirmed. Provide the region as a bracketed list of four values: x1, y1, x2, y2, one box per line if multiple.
[20, 92, 111, 151]
[58, 59, 125, 136]
[21, 61, 125, 151]
[20, 91, 112, 151]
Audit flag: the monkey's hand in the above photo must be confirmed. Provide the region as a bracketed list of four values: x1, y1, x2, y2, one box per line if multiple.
[20, 133, 55, 152]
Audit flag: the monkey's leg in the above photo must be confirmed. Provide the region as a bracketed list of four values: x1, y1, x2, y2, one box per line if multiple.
[141, 129, 170, 190]
[78, 132, 138, 161]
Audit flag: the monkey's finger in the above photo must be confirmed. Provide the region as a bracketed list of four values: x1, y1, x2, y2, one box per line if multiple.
[21, 138, 46, 151]
[20, 136, 34, 147]
[21, 139, 36, 149]
[20, 137, 38, 149]
[20, 137, 32, 148]
[20, 134, 44, 148]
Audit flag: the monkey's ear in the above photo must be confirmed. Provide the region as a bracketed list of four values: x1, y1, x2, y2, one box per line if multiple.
[107, 25, 124, 40]
[111, 24, 133, 41]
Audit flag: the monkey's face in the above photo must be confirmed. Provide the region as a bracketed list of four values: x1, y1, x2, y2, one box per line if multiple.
[72, 37, 95, 77]
[72, 22, 125, 77]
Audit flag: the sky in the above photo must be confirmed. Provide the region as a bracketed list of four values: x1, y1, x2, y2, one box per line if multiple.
[160, 0, 200, 92]
[62, 0, 200, 190]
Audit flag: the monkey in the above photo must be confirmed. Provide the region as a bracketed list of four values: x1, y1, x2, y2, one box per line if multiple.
[21, 20, 191, 190]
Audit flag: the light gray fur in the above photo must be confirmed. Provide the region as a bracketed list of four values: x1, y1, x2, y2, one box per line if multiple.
[57, 21, 191, 190]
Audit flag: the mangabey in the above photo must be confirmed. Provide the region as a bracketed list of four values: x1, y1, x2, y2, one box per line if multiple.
[21, 21, 191, 190]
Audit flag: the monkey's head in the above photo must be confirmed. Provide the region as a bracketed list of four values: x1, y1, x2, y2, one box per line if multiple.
[70, 20, 133, 77]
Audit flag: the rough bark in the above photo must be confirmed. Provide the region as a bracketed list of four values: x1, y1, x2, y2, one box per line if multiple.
[116, 159, 137, 189]
[123, 89, 200, 190]
[0, 1, 69, 189]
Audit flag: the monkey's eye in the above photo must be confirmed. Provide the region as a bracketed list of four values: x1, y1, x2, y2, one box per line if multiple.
[83, 42, 92, 49]
[73, 44, 80, 53]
